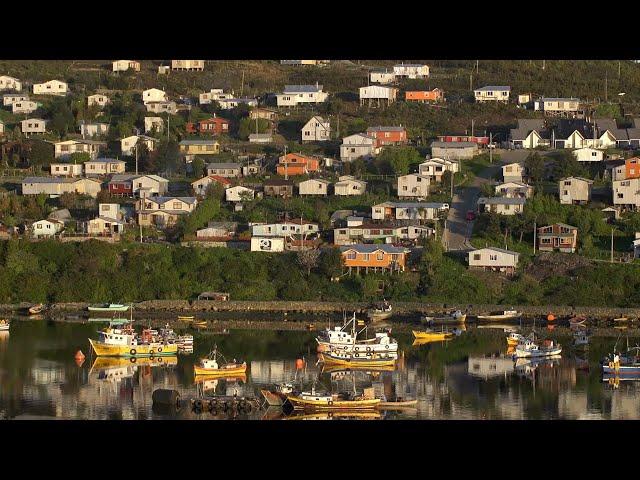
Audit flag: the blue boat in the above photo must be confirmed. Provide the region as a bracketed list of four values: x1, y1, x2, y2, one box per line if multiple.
[602, 346, 640, 375]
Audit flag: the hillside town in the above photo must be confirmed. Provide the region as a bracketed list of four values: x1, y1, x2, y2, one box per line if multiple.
[1, 59, 640, 302]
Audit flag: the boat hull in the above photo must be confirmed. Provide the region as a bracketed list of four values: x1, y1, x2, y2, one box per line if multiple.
[422, 314, 466, 324]
[514, 347, 562, 358]
[377, 400, 418, 409]
[367, 312, 392, 321]
[412, 331, 454, 341]
[260, 389, 288, 406]
[602, 364, 640, 375]
[318, 352, 396, 368]
[193, 364, 247, 376]
[286, 395, 380, 411]
[0, 325, 9, 331]
[89, 339, 177, 357]
[316, 340, 398, 354]
[476, 314, 519, 321]
[88, 306, 129, 312]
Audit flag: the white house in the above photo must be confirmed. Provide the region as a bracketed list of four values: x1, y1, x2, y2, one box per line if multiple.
[559, 177, 593, 205]
[84, 158, 127, 176]
[502, 163, 524, 183]
[171, 60, 205, 71]
[191, 175, 231, 196]
[12, 100, 38, 114]
[276, 84, 328, 107]
[87, 216, 126, 236]
[468, 247, 519, 275]
[249, 133, 272, 143]
[22, 177, 102, 198]
[144, 117, 164, 134]
[120, 135, 158, 156]
[572, 147, 604, 162]
[418, 158, 459, 182]
[494, 181, 534, 199]
[371, 202, 449, 221]
[33, 80, 68, 96]
[534, 97, 582, 116]
[301, 116, 331, 142]
[142, 88, 167, 104]
[359, 85, 398, 106]
[0, 75, 22, 91]
[31, 219, 64, 238]
[340, 133, 377, 162]
[3, 93, 28, 106]
[393, 64, 429, 79]
[226, 185, 255, 202]
[298, 178, 331, 196]
[477, 197, 525, 215]
[199, 89, 234, 105]
[370, 69, 395, 84]
[80, 122, 109, 138]
[251, 219, 319, 238]
[50, 162, 83, 177]
[397, 174, 430, 199]
[613, 178, 640, 210]
[334, 176, 367, 196]
[218, 98, 258, 110]
[0, 120, 4, 135]
[53, 139, 105, 159]
[112, 60, 140, 72]
[110, 174, 169, 196]
[145, 101, 177, 114]
[87, 94, 110, 108]
[474, 86, 511, 103]
[21, 118, 47, 135]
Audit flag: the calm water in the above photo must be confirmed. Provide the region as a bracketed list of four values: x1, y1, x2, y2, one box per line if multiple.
[0, 318, 636, 420]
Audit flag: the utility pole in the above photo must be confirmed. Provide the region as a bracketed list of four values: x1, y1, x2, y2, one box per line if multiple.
[533, 220, 536, 254]
[619, 60, 621, 79]
[605, 75, 608, 102]
[611, 228, 614, 263]
[471, 119, 475, 138]
[135, 141, 139, 175]
[284, 144, 288, 180]
[542, 59, 546, 70]
[469, 73, 473, 92]
[476, 60, 479, 73]
[489, 132, 493, 163]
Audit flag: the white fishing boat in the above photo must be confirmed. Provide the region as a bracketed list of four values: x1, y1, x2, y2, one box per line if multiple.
[88, 303, 130, 313]
[477, 310, 521, 321]
[513, 338, 562, 358]
[421, 309, 466, 325]
[316, 314, 398, 354]
[366, 301, 392, 321]
[0, 319, 9, 331]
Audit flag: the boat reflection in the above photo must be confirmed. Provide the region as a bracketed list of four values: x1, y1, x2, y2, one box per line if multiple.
[412, 337, 452, 347]
[284, 410, 382, 420]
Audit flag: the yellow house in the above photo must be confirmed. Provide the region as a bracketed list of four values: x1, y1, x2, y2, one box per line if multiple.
[179, 139, 220, 155]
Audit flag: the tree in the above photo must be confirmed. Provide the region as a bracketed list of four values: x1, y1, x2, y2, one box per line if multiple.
[375, 146, 421, 175]
[319, 248, 344, 278]
[296, 248, 321, 276]
[191, 157, 205, 178]
[238, 118, 269, 140]
[26, 140, 55, 170]
[525, 152, 545, 183]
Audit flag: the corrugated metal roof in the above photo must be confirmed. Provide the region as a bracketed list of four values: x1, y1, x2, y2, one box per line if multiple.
[207, 162, 241, 169]
[470, 247, 520, 256]
[475, 86, 511, 91]
[339, 244, 408, 254]
[283, 85, 323, 93]
[478, 197, 526, 205]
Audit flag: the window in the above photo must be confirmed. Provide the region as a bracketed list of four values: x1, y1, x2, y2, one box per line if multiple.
[490, 255, 497, 261]
[346, 252, 356, 260]
[363, 254, 369, 261]
[473, 254, 480, 260]
[564, 181, 571, 186]
[376, 252, 384, 261]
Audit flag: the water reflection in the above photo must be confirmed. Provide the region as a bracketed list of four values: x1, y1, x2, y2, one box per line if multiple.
[2, 320, 640, 419]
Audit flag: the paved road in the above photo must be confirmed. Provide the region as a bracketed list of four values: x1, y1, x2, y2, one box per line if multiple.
[444, 150, 521, 251]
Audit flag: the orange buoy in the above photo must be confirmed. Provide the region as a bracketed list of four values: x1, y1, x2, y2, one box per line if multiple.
[75, 350, 85, 361]
[547, 314, 556, 322]
[75, 357, 85, 367]
[295, 358, 304, 369]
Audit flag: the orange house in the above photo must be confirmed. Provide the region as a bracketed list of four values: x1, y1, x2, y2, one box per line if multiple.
[405, 88, 443, 103]
[625, 157, 640, 179]
[276, 152, 320, 176]
[339, 244, 408, 274]
[366, 126, 408, 148]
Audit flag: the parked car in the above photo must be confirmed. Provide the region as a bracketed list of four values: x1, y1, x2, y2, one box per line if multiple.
[465, 210, 476, 221]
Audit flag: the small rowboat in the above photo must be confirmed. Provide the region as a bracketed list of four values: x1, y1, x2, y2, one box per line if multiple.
[476, 310, 520, 321]
[412, 330, 454, 341]
[28, 303, 45, 315]
[421, 310, 466, 325]
[614, 317, 629, 323]
[88, 303, 129, 313]
[286, 391, 381, 411]
[569, 315, 587, 327]
[178, 315, 194, 321]
[192, 321, 207, 329]
[193, 347, 247, 376]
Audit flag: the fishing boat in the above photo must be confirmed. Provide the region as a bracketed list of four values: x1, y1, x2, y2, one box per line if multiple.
[316, 314, 398, 354]
[506, 332, 526, 347]
[193, 347, 247, 376]
[421, 309, 466, 325]
[260, 383, 296, 407]
[88, 323, 178, 357]
[285, 411, 382, 420]
[412, 329, 454, 341]
[613, 317, 629, 323]
[0, 319, 9, 331]
[476, 310, 520, 321]
[366, 301, 392, 321]
[513, 337, 562, 358]
[88, 303, 130, 313]
[286, 386, 381, 411]
[574, 331, 589, 347]
[319, 349, 397, 368]
[602, 341, 640, 375]
[28, 303, 45, 315]
[320, 363, 396, 374]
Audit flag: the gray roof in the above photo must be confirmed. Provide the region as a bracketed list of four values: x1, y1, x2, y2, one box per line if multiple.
[219, 98, 257, 103]
[475, 86, 511, 92]
[540, 97, 581, 102]
[478, 197, 526, 205]
[207, 162, 241, 169]
[561, 176, 593, 184]
[510, 118, 547, 141]
[87, 158, 126, 164]
[96, 216, 125, 224]
[283, 85, 323, 93]
[149, 196, 197, 205]
[23, 176, 76, 184]
[431, 141, 478, 148]
[249, 133, 272, 139]
[205, 221, 238, 229]
[180, 139, 219, 145]
[339, 244, 407, 254]
[381, 201, 449, 209]
[394, 64, 426, 68]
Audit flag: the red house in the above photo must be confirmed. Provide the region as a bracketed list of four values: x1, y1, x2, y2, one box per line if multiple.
[437, 135, 490, 146]
[366, 126, 407, 148]
[198, 117, 230, 135]
[108, 177, 134, 196]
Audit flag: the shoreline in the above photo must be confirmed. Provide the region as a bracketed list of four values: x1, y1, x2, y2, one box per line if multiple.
[2, 300, 640, 320]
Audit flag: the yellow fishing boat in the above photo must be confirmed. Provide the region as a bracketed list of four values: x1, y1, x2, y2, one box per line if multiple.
[286, 389, 381, 411]
[285, 411, 382, 420]
[178, 315, 195, 321]
[506, 332, 526, 347]
[412, 330, 454, 341]
[193, 346, 247, 376]
[318, 351, 396, 368]
[194, 373, 247, 384]
[88, 325, 178, 357]
[90, 356, 178, 371]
